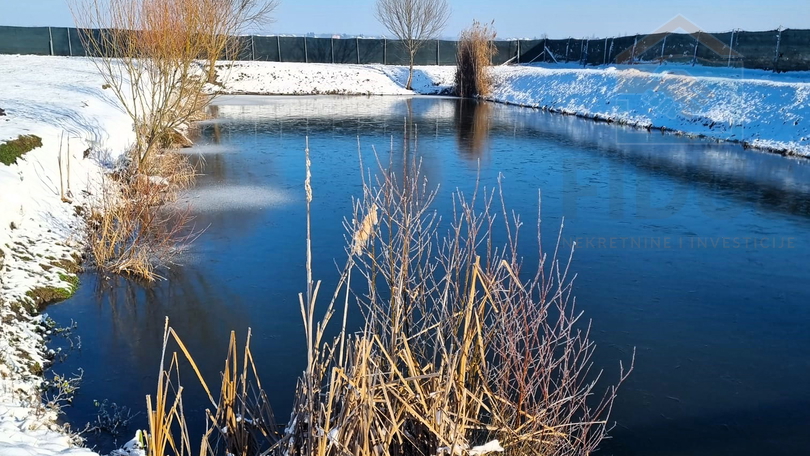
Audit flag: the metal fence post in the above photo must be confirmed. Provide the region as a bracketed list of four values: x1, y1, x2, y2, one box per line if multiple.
[277, 35, 281, 62]
[67, 28, 73, 56]
[48, 27, 54, 56]
[517, 40, 521, 64]
[436, 39, 440, 65]
[251, 35, 256, 60]
[331, 37, 335, 63]
[728, 29, 735, 67]
[603, 37, 608, 64]
[609, 38, 615, 64]
[630, 35, 638, 63]
[304, 37, 308, 63]
[773, 28, 782, 72]
[356, 37, 360, 64]
[661, 35, 667, 61]
[384, 38, 387, 65]
[692, 31, 701, 66]
[565, 38, 570, 62]
[580, 40, 585, 66]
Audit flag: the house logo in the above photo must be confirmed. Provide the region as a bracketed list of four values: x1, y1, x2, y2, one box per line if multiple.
[608, 15, 746, 147]
[614, 14, 743, 65]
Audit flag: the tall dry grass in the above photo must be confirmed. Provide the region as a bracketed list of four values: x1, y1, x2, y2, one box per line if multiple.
[133, 141, 631, 456]
[86, 149, 196, 281]
[455, 21, 497, 98]
[283, 146, 633, 456]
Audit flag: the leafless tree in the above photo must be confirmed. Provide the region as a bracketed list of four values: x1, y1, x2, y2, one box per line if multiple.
[375, 0, 450, 89]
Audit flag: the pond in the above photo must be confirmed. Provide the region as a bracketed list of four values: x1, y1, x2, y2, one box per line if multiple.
[47, 95, 810, 456]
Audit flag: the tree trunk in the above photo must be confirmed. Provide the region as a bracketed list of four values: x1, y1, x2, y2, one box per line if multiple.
[406, 52, 415, 90]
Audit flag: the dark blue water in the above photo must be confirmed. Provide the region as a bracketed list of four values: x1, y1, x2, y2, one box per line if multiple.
[47, 96, 810, 456]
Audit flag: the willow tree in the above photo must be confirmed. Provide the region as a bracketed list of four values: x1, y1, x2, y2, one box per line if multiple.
[375, 0, 450, 90]
[72, 0, 277, 168]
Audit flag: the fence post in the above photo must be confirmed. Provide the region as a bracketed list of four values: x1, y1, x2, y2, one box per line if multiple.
[603, 37, 608, 65]
[661, 34, 667, 61]
[384, 38, 387, 65]
[331, 37, 335, 63]
[517, 40, 521, 64]
[773, 28, 782, 72]
[565, 38, 570, 62]
[356, 37, 360, 64]
[48, 27, 54, 56]
[580, 40, 586, 66]
[277, 36, 282, 62]
[251, 35, 256, 60]
[630, 34, 638, 63]
[67, 28, 73, 57]
[436, 39, 440, 65]
[692, 31, 701, 66]
[304, 37, 308, 63]
[727, 29, 735, 67]
[609, 38, 615, 64]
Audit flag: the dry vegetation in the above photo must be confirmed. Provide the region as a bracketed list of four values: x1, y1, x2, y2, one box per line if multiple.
[85, 149, 196, 280]
[72, 0, 277, 169]
[142, 145, 632, 456]
[70, 0, 276, 279]
[455, 21, 497, 98]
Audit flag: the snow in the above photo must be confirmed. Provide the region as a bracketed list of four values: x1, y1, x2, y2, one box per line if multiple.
[1, 54, 808, 456]
[1, 55, 135, 456]
[487, 65, 810, 156]
[214, 61, 810, 156]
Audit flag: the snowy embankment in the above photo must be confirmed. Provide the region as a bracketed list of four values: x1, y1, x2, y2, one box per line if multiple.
[1, 55, 132, 456]
[215, 61, 810, 157]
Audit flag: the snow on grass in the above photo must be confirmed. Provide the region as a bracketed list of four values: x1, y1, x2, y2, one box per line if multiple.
[1, 55, 135, 456]
[215, 60, 810, 157]
[487, 65, 810, 156]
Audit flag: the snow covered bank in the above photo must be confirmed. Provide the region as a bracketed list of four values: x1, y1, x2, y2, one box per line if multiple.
[215, 61, 810, 157]
[1, 55, 133, 456]
[487, 65, 810, 156]
[213, 61, 455, 95]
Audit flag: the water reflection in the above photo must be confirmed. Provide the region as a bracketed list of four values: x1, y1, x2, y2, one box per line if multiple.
[454, 99, 491, 160]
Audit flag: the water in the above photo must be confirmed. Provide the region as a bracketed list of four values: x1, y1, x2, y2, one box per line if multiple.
[47, 96, 810, 455]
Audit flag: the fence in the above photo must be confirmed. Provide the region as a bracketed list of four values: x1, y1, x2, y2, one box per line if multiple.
[2, 25, 809, 71]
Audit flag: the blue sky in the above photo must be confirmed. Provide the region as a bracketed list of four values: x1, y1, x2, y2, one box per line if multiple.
[1, 0, 808, 39]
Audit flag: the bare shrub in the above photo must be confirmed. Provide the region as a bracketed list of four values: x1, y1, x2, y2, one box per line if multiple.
[72, 0, 276, 279]
[284, 146, 633, 456]
[455, 21, 497, 98]
[86, 150, 196, 281]
[72, 0, 277, 169]
[375, 0, 450, 90]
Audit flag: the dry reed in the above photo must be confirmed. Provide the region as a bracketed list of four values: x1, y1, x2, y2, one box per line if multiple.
[283, 146, 633, 456]
[455, 21, 497, 98]
[134, 141, 632, 456]
[85, 149, 196, 281]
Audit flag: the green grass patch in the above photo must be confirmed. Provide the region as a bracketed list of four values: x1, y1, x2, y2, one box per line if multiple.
[0, 135, 43, 166]
[25, 273, 79, 308]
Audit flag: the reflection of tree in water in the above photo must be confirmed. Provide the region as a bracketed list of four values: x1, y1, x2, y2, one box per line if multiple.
[91, 266, 246, 351]
[454, 99, 492, 160]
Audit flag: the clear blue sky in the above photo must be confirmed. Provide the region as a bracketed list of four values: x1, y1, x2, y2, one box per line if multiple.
[1, 0, 808, 39]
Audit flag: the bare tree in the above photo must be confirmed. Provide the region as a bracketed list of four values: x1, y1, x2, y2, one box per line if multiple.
[375, 0, 450, 90]
[72, 0, 278, 169]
